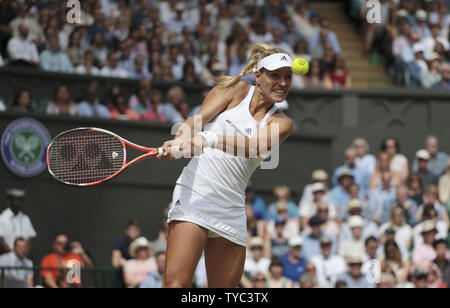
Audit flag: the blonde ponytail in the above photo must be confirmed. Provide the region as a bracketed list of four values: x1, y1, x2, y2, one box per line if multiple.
[217, 43, 291, 89]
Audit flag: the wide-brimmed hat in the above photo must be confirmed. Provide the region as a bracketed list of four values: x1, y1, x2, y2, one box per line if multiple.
[421, 220, 438, 234]
[312, 169, 328, 181]
[6, 188, 26, 199]
[129, 237, 153, 258]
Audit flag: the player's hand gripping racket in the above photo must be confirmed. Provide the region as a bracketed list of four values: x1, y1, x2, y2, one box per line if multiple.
[47, 128, 162, 186]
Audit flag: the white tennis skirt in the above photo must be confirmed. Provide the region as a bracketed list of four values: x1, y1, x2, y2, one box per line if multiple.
[167, 184, 248, 247]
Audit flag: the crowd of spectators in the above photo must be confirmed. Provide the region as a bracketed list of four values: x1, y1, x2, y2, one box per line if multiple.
[350, 0, 450, 89]
[0, 139, 449, 288]
[0, 0, 351, 90]
[238, 135, 450, 288]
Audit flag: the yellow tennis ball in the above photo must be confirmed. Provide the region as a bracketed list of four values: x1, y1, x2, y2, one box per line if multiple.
[291, 58, 309, 75]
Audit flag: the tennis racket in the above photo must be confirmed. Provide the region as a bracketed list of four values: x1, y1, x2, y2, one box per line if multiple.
[47, 127, 162, 186]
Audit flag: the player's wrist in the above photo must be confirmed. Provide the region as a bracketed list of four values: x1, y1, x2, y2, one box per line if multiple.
[198, 131, 218, 149]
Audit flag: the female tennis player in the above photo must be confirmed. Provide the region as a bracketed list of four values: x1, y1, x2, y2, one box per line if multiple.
[158, 44, 294, 288]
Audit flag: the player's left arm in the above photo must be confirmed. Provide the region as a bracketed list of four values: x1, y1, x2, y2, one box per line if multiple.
[178, 110, 293, 158]
[216, 112, 293, 158]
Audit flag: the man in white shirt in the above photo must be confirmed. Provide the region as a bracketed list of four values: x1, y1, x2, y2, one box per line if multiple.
[311, 237, 346, 288]
[339, 216, 366, 258]
[6, 23, 39, 67]
[243, 237, 270, 278]
[0, 237, 33, 287]
[100, 51, 129, 78]
[0, 189, 36, 254]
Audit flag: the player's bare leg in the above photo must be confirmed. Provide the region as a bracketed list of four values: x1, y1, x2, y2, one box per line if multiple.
[204, 237, 246, 288]
[162, 221, 208, 288]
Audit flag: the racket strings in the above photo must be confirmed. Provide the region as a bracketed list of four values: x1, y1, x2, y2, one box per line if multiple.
[48, 129, 124, 185]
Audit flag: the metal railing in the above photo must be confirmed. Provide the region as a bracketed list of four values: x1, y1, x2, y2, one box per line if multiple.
[0, 266, 117, 288]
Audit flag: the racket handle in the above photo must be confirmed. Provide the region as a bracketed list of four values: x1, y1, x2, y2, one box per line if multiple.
[158, 147, 163, 156]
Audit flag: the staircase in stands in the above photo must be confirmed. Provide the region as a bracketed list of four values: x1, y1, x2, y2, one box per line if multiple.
[308, 1, 393, 89]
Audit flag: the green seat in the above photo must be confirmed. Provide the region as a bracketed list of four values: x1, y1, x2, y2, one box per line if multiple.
[35, 98, 52, 113]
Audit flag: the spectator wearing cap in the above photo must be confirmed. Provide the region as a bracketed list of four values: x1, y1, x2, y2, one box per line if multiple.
[369, 171, 397, 223]
[339, 216, 366, 259]
[311, 236, 346, 288]
[412, 220, 439, 267]
[332, 148, 371, 196]
[267, 216, 289, 259]
[243, 237, 271, 279]
[123, 237, 157, 288]
[266, 201, 299, 242]
[302, 215, 337, 261]
[299, 182, 337, 230]
[139, 249, 166, 288]
[338, 184, 371, 222]
[299, 169, 331, 211]
[421, 52, 442, 88]
[352, 138, 377, 175]
[407, 42, 428, 87]
[433, 239, 450, 287]
[0, 189, 36, 254]
[413, 136, 449, 179]
[337, 253, 375, 288]
[280, 235, 307, 282]
[245, 181, 268, 221]
[340, 199, 379, 242]
[380, 239, 412, 284]
[415, 149, 440, 187]
[0, 237, 34, 287]
[331, 169, 354, 210]
[412, 10, 431, 39]
[166, 3, 195, 39]
[414, 204, 448, 247]
[379, 206, 413, 251]
[268, 186, 298, 220]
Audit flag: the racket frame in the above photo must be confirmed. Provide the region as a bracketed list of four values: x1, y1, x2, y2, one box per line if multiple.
[47, 127, 161, 186]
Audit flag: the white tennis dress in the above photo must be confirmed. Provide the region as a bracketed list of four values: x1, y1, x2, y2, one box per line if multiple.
[167, 85, 278, 247]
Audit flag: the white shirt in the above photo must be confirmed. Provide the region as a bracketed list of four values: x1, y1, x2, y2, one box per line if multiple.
[0, 208, 37, 250]
[0, 251, 33, 281]
[339, 238, 365, 258]
[299, 184, 332, 210]
[266, 218, 300, 240]
[75, 64, 101, 76]
[6, 36, 39, 64]
[413, 220, 448, 247]
[311, 255, 346, 288]
[100, 65, 129, 78]
[379, 223, 413, 250]
[244, 257, 271, 277]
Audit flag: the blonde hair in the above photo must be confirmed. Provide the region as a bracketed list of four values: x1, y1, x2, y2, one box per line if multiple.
[217, 43, 291, 89]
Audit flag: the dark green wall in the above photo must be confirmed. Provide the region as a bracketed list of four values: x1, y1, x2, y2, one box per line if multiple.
[0, 112, 332, 266]
[1, 68, 450, 267]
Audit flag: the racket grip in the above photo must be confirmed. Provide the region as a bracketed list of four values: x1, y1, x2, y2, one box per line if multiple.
[158, 147, 163, 156]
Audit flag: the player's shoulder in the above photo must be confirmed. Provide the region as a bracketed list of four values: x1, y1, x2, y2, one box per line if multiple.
[211, 80, 251, 98]
[270, 109, 293, 129]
